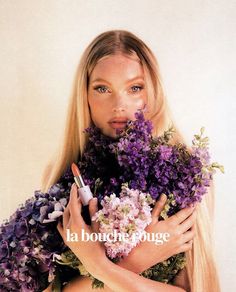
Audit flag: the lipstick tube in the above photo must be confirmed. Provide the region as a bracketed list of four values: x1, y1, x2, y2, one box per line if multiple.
[73, 177, 93, 206]
[71, 163, 94, 224]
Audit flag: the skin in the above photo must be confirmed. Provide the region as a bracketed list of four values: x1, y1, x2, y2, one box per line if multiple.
[55, 184, 195, 292]
[87, 53, 147, 138]
[44, 53, 196, 291]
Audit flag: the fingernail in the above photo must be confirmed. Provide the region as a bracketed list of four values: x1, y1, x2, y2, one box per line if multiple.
[90, 198, 97, 204]
[160, 194, 166, 201]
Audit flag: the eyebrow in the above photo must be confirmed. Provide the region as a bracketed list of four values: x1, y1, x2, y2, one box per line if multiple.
[91, 76, 144, 84]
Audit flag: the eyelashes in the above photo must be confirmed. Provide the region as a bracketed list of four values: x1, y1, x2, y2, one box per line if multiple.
[93, 85, 144, 94]
[93, 86, 109, 94]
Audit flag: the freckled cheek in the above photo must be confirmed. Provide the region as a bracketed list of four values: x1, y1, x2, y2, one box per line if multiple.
[88, 93, 146, 118]
[90, 98, 112, 115]
[88, 98, 110, 127]
[88, 95, 101, 112]
[128, 95, 146, 110]
[136, 96, 146, 106]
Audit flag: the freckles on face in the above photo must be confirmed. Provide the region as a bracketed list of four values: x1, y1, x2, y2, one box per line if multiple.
[87, 54, 147, 138]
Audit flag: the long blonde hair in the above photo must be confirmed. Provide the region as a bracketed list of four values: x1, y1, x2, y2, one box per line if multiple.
[41, 30, 220, 292]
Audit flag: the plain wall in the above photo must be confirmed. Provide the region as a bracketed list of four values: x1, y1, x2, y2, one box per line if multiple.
[0, 1, 235, 291]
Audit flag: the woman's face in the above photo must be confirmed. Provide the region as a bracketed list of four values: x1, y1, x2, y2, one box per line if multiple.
[88, 53, 147, 138]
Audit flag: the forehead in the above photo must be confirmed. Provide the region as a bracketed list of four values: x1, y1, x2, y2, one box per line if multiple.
[90, 54, 144, 81]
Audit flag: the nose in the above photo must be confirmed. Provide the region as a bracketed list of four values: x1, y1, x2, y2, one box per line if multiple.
[112, 94, 127, 113]
[112, 106, 125, 113]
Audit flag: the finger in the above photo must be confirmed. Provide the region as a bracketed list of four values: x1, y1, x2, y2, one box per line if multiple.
[179, 210, 197, 233]
[69, 183, 82, 219]
[89, 198, 98, 217]
[168, 205, 195, 225]
[152, 194, 167, 219]
[63, 205, 70, 228]
[89, 198, 100, 233]
[180, 229, 195, 244]
[66, 216, 72, 229]
[180, 240, 194, 253]
[69, 183, 77, 204]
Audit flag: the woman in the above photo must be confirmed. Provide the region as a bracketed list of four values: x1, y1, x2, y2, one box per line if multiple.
[42, 30, 220, 292]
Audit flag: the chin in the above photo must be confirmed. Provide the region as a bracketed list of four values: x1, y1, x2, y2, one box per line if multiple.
[107, 132, 118, 139]
[101, 128, 120, 139]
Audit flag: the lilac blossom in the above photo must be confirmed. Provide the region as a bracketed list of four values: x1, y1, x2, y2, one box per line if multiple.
[92, 185, 154, 259]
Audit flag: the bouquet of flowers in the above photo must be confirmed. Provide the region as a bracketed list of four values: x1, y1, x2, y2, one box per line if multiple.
[0, 110, 224, 291]
[92, 184, 154, 259]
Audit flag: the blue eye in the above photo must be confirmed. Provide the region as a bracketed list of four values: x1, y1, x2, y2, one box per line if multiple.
[94, 86, 109, 93]
[131, 85, 143, 93]
[93, 85, 144, 94]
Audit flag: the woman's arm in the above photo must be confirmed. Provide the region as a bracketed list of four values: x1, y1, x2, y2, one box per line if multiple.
[61, 250, 190, 292]
[44, 255, 188, 292]
[62, 259, 186, 292]
[55, 184, 196, 292]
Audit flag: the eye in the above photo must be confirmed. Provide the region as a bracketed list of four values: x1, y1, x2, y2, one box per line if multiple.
[93, 86, 109, 94]
[131, 85, 144, 93]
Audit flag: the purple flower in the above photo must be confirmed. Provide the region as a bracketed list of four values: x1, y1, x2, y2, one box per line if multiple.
[0, 109, 223, 291]
[77, 110, 222, 213]
[0, 242, 9, 260]
[159, 145, 173, 160]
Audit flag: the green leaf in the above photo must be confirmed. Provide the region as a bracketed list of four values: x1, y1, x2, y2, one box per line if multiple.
[202, 137, 209, 142]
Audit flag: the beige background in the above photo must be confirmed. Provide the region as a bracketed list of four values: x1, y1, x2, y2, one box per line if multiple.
[0, 1, 235, 291]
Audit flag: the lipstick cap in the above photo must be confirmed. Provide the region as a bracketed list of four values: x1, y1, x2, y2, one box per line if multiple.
[78, 185, 93, 206]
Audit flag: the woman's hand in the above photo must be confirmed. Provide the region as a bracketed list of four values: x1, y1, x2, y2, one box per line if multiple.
[118, 194, 197, 273]
[146, 194, 197, 259]
[57, 183, 107, 276]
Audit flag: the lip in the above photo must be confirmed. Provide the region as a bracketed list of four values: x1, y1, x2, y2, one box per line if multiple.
[108, 117, 129, 130]
[108, 117, 129, 123]
[109, 122, 127, 129]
